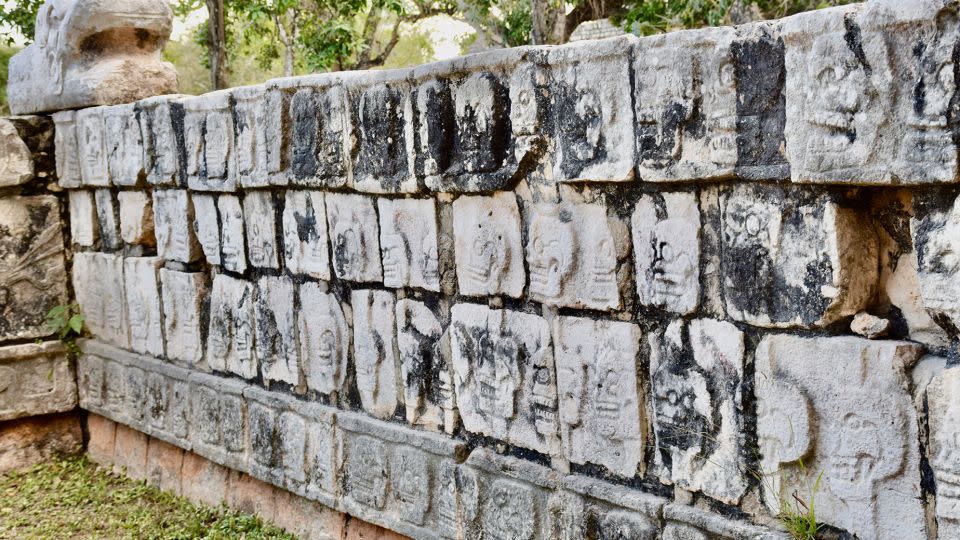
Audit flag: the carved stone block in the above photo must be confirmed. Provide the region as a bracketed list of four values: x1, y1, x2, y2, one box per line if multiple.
[154, 189, 203, 264]
[298, 282, 350, 397]
[282, 190, 330, 279]
[926, 366, 960, 538]
[191, 194, 220, 264]
[349, 73, 417, 193]
[719, 183, 877, 328]
[325, 193, 383, 283]
[232, 84, 285, 188]
[294, 400, 338, 506]
[254, 276, 299, 386]
[344, 434, 390, 510]
[0, 342, 75, 421]
[52, 110, 82, 188]
[183, 91, 235, 192]
[73, 252, 127, 348]
[243, 191, 280, 270]
[68, 190, 97, 247]
[396, 299, 453, 432]
[207, 274, 256, 379]
[137, 95, 184, 187]
[451, 303, 559, 456]
[104, 103, 144, 186]
[282, 78, 351, 188]
[0, 118, 34, 187]
[525, 202, 630, 310]
[554, 474, 666, 540]
[189, 372, 248, 471]
[555, 316, 644, 477]
[755, 334, 926, 539]
[118, 191, 155, 246]
[245, 386, 291, 486]
[662, 504, 789, 540]
[93, 189, 120, 251]
[377, 198, 440, 291]
[123, 257, 164, 356]
[218, 195, 247, 273]
[452, 192, 524, 298]
[160, 269, 209, 365]
[76, 107, 109, 186]
[649, 319, 747, 504]
[352, 289, 399, 419]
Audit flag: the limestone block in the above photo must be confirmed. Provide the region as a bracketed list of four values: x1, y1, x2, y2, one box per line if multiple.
[118, 191, 155, 246]
[160, 269, 209, 365]
[452, 192, 524, 298]
[52, 110, 82, 188]
[291, 400, 339, 507]
[245, 386, 294, 486]
[377, 198, 440, 291]
[525, 202, 630, 310]
[0, 195, 68, 342]
[632, 192, 701, 315]
[243, 191, 280, 270]
[283, 190, 330, 279]
[232, 84, 285, 188]
[141, 363, 191, 448]
[183, 91, 235, 192]
[554, 316, 644, 477]
[298, 282, 350, 397]
[719, 183, 877, 328]
[282, 77, 351, 188]
[190, 372, 249, 471]
[348, 71, 417, 193]
[123, 257, 164, 356]
[191, 194, 220, 265]
[662, 504, 790, 540]
[325, 193, 383, 283]
[94, 189, 120, 251]
[76, 348, 107, 412]
[68, 190, 98, 247]
[0, 118, 33, 187]
[547, 37, 635, 183]
[6, 0, 177, 114]
[73, 252, 127, 348]
[254, 276, 299, 386]
[351, 289, 399, 419]
[77, 107, 109, 186]
[103, 103, 144, 186]
[554, 474, 666, 539]
[509, 57, 550, 163]
[755, 334, 926, 539]
[137, 95, 184, 186]
[154, 189, 203, 263]
[396, 299, 453, 433]
[0, 342, 75, 421]
[124, 363, 148, 428]
[207, 274, 256, 379]
[910, 192, 960, 336]
[649, 319, 747, 504]
[218, 195, 247, 273]
[927, 367, 960, 538]
[451, 303, 559, 456]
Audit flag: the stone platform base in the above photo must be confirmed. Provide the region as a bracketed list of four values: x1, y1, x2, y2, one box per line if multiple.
[0, 412, 83, 474]
[85, 413, 407, 540]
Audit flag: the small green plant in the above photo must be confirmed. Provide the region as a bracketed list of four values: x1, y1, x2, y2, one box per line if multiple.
[778, 466, 824, 540]
[45, 303, 84, 353]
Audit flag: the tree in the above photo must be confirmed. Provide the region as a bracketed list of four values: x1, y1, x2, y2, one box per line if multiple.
[0, 0, 43, 45]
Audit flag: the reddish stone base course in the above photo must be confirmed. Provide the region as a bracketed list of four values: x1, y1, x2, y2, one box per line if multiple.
[0, 412, 83, 474]
[86, 413, 408, 540]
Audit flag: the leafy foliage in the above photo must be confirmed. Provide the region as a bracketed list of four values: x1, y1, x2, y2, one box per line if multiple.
[0, 0, 43, 45]
[45, 303, 83, 353]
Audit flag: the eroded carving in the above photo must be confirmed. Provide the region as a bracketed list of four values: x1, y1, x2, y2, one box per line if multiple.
[352, 289, 399, 419]
[160, 269, 208, 365]
[452, 192, 524, 298]
[396, 299, 453, 432]
[243, 191, 279, 269]
[326, 193, 382, 282]
[283, 190, 330, 279]
[254, 276, 298, 386]
[207, 274, 256, 379]
[298, 283, 349, 396]
[353, 82, 415, 193]
[378, 198, 440, 291]
[632, 192, 701, 314]
[153, 189, 202, 264]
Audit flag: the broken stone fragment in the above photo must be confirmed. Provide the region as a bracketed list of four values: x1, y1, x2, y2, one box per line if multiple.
[452, 192, 525, 298]
[377, 198, 441, 291]
[0, 118, 34, 187]
[191, 194, 220, 264]
[93, 189, 120, 251]
[68, 190, 98, 247]
[911, 191, 960, 336]
[118, 191, 155, 246]
[850, 311, 890, 339]
[395, 299, 453, 433]
[926, 366, 960, 540]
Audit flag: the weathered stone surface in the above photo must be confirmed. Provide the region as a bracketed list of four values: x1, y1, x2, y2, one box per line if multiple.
[190, 372, 249, 471]
[927, 367, 960, 539]
[218, 195, 247, 273]
[118, 191, 154, 246]
[378, 198, 440, 291]
[232, 84, 285, 188]
[283, 190, 330, 279]
[0, 342, 75, 421]
[325, 193, 383, 283]
[526, 202, 629, 310]
[68, 190, 98, 247]
[104, 103, 144, 186]
[190, 194, 219, 264]
[555, 474, 666, 539]
[395, 299, 453, 433]
[254, 276, 298, 386]
[123, 257, 164, 355]
[73, 252, 127, 348]
[180, 450, 230, 508]
[154, 189, 203, 263]
[244, 191, 280, 270]
[183, 91, 235, 192]
[0, 195, 68, 342]
[53, 110, 82, 188]
[0, 413, 82, 475]
[719, 183, 877, 328]
[76, 107, 109, 186]
[137, 94, 184, 186]
[146, 438, 185, 495]
[662, 504, 789, 540]
[554, 316, 643, 477]
[452, 192, 525, 298]
[94, 189, 121, 251]
[160, 269, 209, 365]
[632, 191, 701, 315]
[352, 289, 399, 419]
[850, 311, 890, 339]
[0, 118, 34, 187]
[755, 334, 926, 539]
[244, 386, 293, 486]
[451, 303, 559, 456]
[650, 319, 747, 504]
[207, 274, 257, 379]
[280, 77, 351, 188]
[298, 282, 350, 398]
[294, 400, 340, 506]
[348, 72, 416, 194]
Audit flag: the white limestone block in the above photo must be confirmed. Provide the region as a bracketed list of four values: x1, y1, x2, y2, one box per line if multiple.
[243, 191, 280, 270]
[207, 274, 256, 379]
[377, 198, 440, 291]
[283, 78, 351, 188]
[352, 289, 400, 419]
[68, 190, 98, 247]
[349, 72, 417, 194]
[77, 107, 109, 186]
[52, 110, 81, 188]
[154, 189, 202, 263]
[218, 195, 247, 273]
[0, 118, 33, 187]
[93, 189, 120, 251]
[183, 90, 235, 192]
[138, 95, 183, 186]
[232, 84, 285, 188]
[298, 282, 350, 397]
[254, 275, 299, 386]
[632, 192, 701, 315]
[118, 191, 154, 246]
[103, 103, 144, 186]
[452, 192, 524, 298]
[396, 299, 453, 432]
[123, 257, 164, 355]
[160, 269, 209, 366]
[191, 194, 220, 265]
[282, 190, 330, 279]
[927, 367, 960, 539]
[72, 252, 127, 349]
[0, 342, 76, 422]
[325, 193, 383, 283]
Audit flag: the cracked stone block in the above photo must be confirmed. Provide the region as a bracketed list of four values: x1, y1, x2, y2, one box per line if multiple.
[244, 191, 280, 270]
[68, 190, 98, 247]
[325, 193, 383, 283]
[352, 289, 399, 419]
[632, 191, 701, 315]
[207, 274, 257, 379]
[94, 189, 120, 251]
[719, 183, 877, 328]
[282, 190, 330, 279]
[183, 91, 236, 192]
[53, 110, 82, 188]
[118, 191, 155, 246]
[218, 195, 247, 273]
[73, 252, 127, 348]
[451, 303, 559, 456]
[160, 269, 209, 365]
[927, 367, 960, 539]
[525, 202, 630, 311]
[377, 198, 440, 291]
[233, 84, 285, 188]
[396, 299, 454, 433]
[123, 257, 164, 356]
[547, 37, 635, 183]
[554, 474, 666, 539]
[555, 316, 644, 477]
[191, 194, 220, 264]
[254, 276, 298, 386]
[452, 192, 525, 298]
[103, 103, 144, 186]
[283, 78, 351, 188]
[0, 118, 34, 187]
[190, 372, 249, 471]
[662, 504, 789, 539]
[0, 342, 75, 421]
[649, 319, 747, 504]
[137, 95, 184, 187]
[348, 73, 417, 194]
[298, 282, 350, 397]
[154, 189, 203, 264]
[77, 107, 109, 186]
[755, 334, 926, 539]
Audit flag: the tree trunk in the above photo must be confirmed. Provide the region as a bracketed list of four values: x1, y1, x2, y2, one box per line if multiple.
[276, 10, 297, 77]
[206, 0, 229, 89]
[531, 0, 565, 45]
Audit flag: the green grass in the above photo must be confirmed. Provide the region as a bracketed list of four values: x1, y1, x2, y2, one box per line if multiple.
[0, 455, 296, 539]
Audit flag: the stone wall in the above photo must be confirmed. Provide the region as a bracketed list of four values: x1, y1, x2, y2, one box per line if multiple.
[33, 0, 960, 538]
